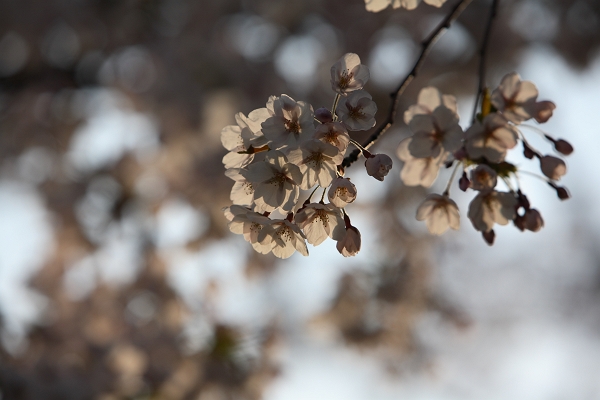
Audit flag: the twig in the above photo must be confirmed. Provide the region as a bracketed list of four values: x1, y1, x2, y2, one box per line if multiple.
[342, 0, 474, 168]
[471, 0, 499, 123]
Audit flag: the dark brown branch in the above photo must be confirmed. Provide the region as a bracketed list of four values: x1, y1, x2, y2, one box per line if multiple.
[471, 0, 499, 123]
[342, 0, 475, 168]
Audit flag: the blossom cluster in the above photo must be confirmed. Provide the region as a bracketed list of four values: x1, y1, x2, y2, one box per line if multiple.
[365, 0, 447, 12]
[222, 54, 392, 258]
[399, 73, 572, 244]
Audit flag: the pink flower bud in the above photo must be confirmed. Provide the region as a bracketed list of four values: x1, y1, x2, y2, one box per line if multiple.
[554, 139, 573, 156]
[524, 209, 544, 232]
[364, 153, 393, 181]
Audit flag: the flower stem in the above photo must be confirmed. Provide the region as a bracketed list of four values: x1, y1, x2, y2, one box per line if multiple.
[320, 187, 327, 203]
[443, 162, 462, 196]
[331, 94, 341, 121]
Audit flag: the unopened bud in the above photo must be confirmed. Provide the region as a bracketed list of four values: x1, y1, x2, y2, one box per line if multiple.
[554, 139, 574, 156]
[548, 182, 570, 201]
[524, 208, 544, 232]
[523, 143, 536, 159]
[315, 107, 333, 123]
[540, 155, 567, 181]
[459, 171, 470, 192]
[482, 229, 495, 246]
[514, 215, 526, 231]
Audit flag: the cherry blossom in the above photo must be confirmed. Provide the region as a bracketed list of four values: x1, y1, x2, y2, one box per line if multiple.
[469, 164, 497, 193]
[407, 106, 464, 158]
[336, 90, 377, 131]
[490, 72, 556, 124]
[465, 113, 519, 163]
[397, 137, 446, 187]
[336, 214, 361, 257]
[365, 153, 393, 181]
[330, 53, 370, 95]
[242, 151, 303, 212]
[258, 219, 308, 259]
[295, 203, 345, 246]
[515, 208, 544, 232]
[221, 108, 270, 169]
[416, 194, 460, 235]
[313, 122, 350, 153]
[261, 94, 315, 150]
[539, 155, 567, 181]
[224, 168, 254, 206]
[468, 190, 517, 233]
[328, 178, 357, 208]
[403, 86, 458, 124]
[287, 140, 343, 189]
[226, 206, 274, 254]
[365, 0, 447, 12]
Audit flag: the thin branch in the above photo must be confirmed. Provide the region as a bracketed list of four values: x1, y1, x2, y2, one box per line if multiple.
[342, 0, 474, 168]
[471, 0, 499, 123]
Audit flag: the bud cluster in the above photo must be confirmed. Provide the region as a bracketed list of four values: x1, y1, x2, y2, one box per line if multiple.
[400, 73, 572, 245]
[222, 54, 393, 258]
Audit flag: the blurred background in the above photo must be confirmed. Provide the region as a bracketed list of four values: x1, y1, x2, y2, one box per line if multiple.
[1, 0, 600, 398]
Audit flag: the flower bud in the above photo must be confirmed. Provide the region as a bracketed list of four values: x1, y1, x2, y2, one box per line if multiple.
[365, 153, 393, 181]
[523, 142, 536, 159]
[482, 229, 495, 246]
[553, 139, 573, 156]
[539, 155, 567, 181]
[524, 208, 544, 232]
[459, 171, 470, 192]
[315, 107, 333, 123]
[548, 182, 570, 200]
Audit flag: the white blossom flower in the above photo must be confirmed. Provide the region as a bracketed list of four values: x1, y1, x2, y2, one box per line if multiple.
[465, 113, 519, 163]
[287, 140, 343, 189]
[261, 94, 315, 150]
[328, 177, 357, 208]
[336, 90, 377, 131]
[330, 53, 370, 95]
[404, 86, 458, 124]
[258, 219, 308, 259]
[407, 106, 464, 158]
[313, 122, 350, 153]
[468, 190, 517, 232]
[539, 155, 567, 181]
[396, 137, 446, 187]
[416, 194, 460, 235]
[225, 168, 254, 206]
[226, 206, 274, 254]
[470, 164, 497, 193]
[221, 108, 270, 169]
[336, 226, 361, 257]
[242, 151, 303, 212]
[491, 72, 556, 124]
[365, 153, 393, 181]
[365, 0, 447, 12]
[295, 203, 345, 246]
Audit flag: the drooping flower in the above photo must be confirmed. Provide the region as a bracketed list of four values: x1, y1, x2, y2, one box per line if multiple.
[328, 177, 357, 208]
[465, 113, 519, 163]
[242, 151, 303, 212]
[336, 214, 361, 257]
[287, 140, 343, 189]
[490, 72, 556, 124]
[416, 194, 460, 235]
[407, 106, 464, 158]
[330, 53, 370, 95]
[313, 122, 350, 153]
[221, 108, 270, 169]
[403, 86, 459, 124]
[258, 219, 308, 259]
[469, 164, 497, 193]
[539, 155, 567, 181]
[295, 203, 346, 246]
[226, 206, 274, 254]
[468, 190, 518, 233]
[365, 0, 447, 12]
[365, 153, 393, 181]
[397, 137, 446, 187]
[514, 208, 544, 232]
[261, 94, 315, 150]
[336, 90, 377, 131]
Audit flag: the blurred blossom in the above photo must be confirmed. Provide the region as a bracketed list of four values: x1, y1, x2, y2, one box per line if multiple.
[64, 256, 97, 301]
[99, 47, 157, 92]
[567, 1, 599, 36]
[226, 14, 280, 61]
[154, 197, 208, 248]
[510, 1, 559, 41]
[369, 27, 414, 89]
[41, 21, 80, 68]
[274, 35, 324, 93]
[17, 147, 55, 184]
[0, 31, 29, 77]
[126, 291, 159, 324]
[67, 89, 159, 172]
